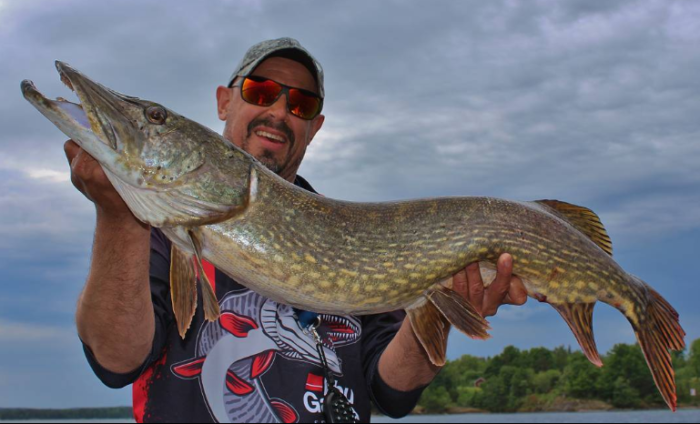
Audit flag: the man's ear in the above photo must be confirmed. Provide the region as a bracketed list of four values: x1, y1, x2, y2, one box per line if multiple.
[306, 114, 325, 146]
[216, 86, 232, 121]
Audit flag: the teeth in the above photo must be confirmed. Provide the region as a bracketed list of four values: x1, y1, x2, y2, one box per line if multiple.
[256, 131, 285, 143]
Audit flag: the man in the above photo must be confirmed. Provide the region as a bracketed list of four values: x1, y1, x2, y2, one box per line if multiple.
[66, 38, 527, 422]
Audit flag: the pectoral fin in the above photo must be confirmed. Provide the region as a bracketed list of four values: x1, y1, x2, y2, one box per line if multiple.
[170, 244, 198, 339]
[427, 285, 491, 340]
[407, 299, 451, 366]
[187, 230, 220, 322]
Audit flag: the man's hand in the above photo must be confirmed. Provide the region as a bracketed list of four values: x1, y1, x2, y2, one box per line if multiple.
[377, 253, 528, 392]
[64, 140, 137, 222]
[454, 253, 528, 317]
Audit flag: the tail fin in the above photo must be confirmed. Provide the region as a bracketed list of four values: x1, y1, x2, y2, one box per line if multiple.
[632, 284, 686, 412]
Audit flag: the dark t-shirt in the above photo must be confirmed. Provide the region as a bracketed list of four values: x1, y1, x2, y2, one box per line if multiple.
[82, 175, 426, 423]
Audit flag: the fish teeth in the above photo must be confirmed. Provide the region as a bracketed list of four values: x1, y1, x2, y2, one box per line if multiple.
[256, 131, 285, 143]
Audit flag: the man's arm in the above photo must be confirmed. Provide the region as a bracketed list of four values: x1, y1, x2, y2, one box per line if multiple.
[66, 140, 156, 374]
[377, 254, 528, 391]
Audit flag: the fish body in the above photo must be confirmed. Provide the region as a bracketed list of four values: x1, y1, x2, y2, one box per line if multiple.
[21, 62, 685, 411]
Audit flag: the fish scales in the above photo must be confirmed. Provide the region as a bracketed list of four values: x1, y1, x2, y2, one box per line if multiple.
[22, 62, 685, 411]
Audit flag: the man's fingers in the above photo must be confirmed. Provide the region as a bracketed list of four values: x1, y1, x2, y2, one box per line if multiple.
[503, 276, 528, 306]
[508, 276, 528, 305]
[64, 140, 80, 165]
[465, 262, 484, 315]
[452, 269, 468, 299]
[482, 254, 514, 317]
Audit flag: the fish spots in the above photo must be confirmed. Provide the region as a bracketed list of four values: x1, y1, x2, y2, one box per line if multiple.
[291, 264, 303, 272]
[404, 264, 416, 270]
[575, 281, 586, 290]
[395, 278, 409, 285]
[550, 281, 561, 289]
[305, 254, 317, 264]
[341, 269, 358, 277]
[288, 276, 301, 287]
[319, 280, 332, 289]
[383, 262, 395, 268]
[373, 274, 387, 280]
[523, 267, 542, 277]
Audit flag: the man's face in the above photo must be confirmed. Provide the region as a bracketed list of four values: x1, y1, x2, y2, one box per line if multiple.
[216, 56, 325, 182]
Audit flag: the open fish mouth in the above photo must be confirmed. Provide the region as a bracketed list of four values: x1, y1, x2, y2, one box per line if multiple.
[21, 75, 91, 133]
[21, 61, 133, 152]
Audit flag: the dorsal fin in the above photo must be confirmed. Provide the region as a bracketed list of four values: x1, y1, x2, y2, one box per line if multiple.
[534, 200, 613, 256]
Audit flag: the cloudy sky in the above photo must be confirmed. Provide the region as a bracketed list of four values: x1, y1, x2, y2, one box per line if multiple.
[1, 0, 699, 409]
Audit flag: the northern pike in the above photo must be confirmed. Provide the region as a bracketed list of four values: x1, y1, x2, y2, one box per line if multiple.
[22, 62, 685, 411]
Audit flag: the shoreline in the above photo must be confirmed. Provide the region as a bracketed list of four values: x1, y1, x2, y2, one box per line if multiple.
[1, 406, 698, 420]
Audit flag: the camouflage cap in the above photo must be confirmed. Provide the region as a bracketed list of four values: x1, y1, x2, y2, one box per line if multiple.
[228, 37, 325, 98]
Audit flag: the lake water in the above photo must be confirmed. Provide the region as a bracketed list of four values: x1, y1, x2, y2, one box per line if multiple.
[1, 410, 699, 423]
[373, 409, 700, 423]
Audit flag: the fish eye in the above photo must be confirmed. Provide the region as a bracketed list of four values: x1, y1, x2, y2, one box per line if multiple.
[145, 106, 167, 125]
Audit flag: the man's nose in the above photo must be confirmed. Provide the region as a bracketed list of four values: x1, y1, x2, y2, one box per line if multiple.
[265, 93, 289, 120]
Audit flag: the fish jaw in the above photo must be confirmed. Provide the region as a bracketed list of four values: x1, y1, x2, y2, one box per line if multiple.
[21, 67, 145, 188]
[23, 62, 256, 228]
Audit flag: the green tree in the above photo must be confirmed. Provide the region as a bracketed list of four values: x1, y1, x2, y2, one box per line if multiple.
[455, 386, 483, 408]
[598, 344, 657, 403]
[480, 376, 509, 412]
[419, 385, 452, 413]
[552, 346, 572, 371]
[523, 347, 555, 373]
[611, 377, 641, 409]
[533, 369, 562, 394]
[485, 346, 522, 377]
[508, 368, 535, 411]
[562, 352, 602, 399]
[689, 339, 700, 377]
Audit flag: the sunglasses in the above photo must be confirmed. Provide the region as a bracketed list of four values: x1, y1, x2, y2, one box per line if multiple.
[232, 76, 323, 120]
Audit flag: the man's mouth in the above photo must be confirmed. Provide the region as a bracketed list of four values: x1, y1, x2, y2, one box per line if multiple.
[255, 130, 287, 144]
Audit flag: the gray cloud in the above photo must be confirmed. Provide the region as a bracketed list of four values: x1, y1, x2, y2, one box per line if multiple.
[2, 0, 699, 408]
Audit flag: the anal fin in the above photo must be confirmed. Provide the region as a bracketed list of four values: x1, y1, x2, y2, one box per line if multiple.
[551, 302, 602, 367]
[427, 285, 491, 340]
[407, 299, 451, 366]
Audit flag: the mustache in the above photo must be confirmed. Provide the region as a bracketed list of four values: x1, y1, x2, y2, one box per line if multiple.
[247, 117, 295, 146]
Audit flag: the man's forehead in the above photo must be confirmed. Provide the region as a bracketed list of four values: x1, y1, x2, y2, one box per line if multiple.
[251, 57, 319, 94]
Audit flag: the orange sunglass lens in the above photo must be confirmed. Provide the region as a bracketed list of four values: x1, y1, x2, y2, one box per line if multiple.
[241, 78, 282, 106]
[288, 89, 321, 119]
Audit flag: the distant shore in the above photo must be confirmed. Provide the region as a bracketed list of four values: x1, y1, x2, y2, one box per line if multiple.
[0, 408, 133, 421]
[2, 405, 699, 420]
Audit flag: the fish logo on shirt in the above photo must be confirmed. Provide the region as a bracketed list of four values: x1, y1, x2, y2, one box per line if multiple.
[171, 291, 361, 423]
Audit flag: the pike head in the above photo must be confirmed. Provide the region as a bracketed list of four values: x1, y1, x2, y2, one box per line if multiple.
[22, 62, 255, 227]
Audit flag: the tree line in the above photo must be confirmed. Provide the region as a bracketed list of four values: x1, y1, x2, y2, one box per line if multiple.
[417, 338, 700, 413]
